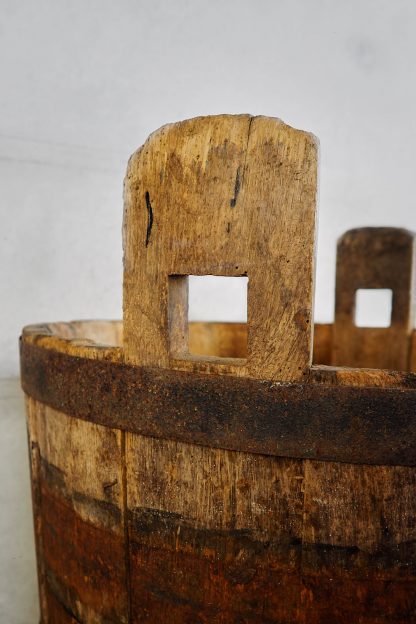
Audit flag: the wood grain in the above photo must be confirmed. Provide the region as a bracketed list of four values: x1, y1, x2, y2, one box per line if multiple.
[302, 460, 416, 578]
[123, 114, 318, 381]
[124, 433, 416, 622]
[26, 399, 129, 623]
[23, 324, 416, 622]
[21, 318, 416, 370]
[126, 433, 304, 622]
[20, 115, 416, 623]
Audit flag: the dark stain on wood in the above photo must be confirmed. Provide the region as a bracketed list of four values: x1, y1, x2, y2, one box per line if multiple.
[230, 166, 241, 207]
[40, 482, 128, 623]
[129, 543, 302, 623]
[145, 191, 153, 247]
[127, 507, 416, 622]
[129, 541, 416, 623]
[129, 506, 416, 579]
[39, 455, 122, 530]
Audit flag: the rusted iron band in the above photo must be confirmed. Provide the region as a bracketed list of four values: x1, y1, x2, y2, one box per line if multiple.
[20, 341, 416, 466]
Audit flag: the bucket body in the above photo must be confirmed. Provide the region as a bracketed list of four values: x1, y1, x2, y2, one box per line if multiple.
[21, 320, 416, 624]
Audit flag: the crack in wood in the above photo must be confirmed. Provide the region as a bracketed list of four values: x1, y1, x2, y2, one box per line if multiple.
[145, 191, 153, 247]
[230, 167, 241, 207]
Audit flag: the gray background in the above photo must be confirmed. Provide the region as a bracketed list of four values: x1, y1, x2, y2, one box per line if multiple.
[1, 1, 416, 621]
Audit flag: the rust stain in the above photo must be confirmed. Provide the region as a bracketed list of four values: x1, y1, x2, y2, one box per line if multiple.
[21, 341, 416, 466]
[129, 541, 416, 623]
[40, 482, 128, 623]
[127, 508, 416, 622]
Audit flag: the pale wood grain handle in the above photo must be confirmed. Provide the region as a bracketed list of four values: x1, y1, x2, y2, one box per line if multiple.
[123, 115, 318, 381]
[332, 227, 416, 370]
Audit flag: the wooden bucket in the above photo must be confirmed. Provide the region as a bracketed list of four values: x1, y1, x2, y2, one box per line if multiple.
[21, 115, 416, 623]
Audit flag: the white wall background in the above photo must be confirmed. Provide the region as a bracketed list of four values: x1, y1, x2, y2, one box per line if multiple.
[1, 1, 416, 621]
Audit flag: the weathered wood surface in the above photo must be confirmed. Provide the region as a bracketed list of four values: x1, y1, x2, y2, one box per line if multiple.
[26, 397, 129, 623]
[189, 321, 247, 358]
[332, 227, 416, 370]
[25, 397, 416, 623]
[21, 317, 416, 619]
[126, 436, 416, 623]
[20, 317, 416, 370]
[123, 115, 318, 381]
[21, 114, 416, 623]
[126, 434, 305, 622]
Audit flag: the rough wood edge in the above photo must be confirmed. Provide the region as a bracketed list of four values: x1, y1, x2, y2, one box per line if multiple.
[21, 321, 416, 387]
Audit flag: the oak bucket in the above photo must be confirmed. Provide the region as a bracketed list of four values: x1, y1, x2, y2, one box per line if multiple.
[20, 115, 416, 623]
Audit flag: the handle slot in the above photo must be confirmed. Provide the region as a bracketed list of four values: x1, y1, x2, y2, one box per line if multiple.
[123, 115, 318, 381]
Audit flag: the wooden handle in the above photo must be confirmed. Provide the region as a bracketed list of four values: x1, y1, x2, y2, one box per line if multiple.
[332, 227, 416, 370]
[123, 115, 318, 381]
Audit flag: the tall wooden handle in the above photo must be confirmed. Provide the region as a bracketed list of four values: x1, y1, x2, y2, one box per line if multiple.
[123, 115, 318, 381]
[332, 227, 416, 370]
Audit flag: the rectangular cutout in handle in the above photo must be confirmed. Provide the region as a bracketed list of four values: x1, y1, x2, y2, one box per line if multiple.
[169, 275, 248, 360]
[355, 288, 393, 328]
[189, 276, 248, 323]
[123, 115, 318, 380]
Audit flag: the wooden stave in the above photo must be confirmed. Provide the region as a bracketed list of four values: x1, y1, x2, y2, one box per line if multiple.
[22, 321, 416, 623]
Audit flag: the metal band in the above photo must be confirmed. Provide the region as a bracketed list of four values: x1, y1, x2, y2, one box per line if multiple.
[20, 341, 416, 466]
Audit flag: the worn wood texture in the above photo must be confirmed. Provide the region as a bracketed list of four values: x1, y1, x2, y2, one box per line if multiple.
[332, 227, 416, 370]
[26, 392, 416, 623]
[26, 398, 49, 620]
[21, 116, 416, 623]
[22, 325, 416, 622]
[189, 321, 247, 358]
[126, 434, 304, 622]
[19, 317, 416, 370]
[301, 460, 416, 623]
[124, 434, 416, 623]
[26, 398, 129, 624]
[123, 115, 318, 381]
